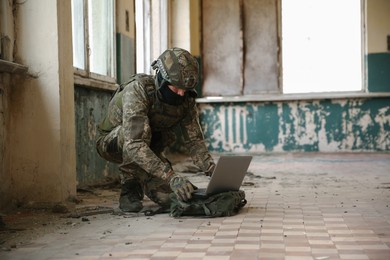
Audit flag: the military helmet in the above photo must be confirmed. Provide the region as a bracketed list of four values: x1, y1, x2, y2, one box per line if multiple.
[151, 47, 199, 90]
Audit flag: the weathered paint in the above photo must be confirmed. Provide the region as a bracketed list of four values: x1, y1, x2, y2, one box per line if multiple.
[202, 0, 279, 96]
[75, 86, 118, 186]
[75, 89, 389, 185]
[199, 98, 390, 153]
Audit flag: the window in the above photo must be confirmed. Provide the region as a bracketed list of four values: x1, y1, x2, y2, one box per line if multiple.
[71, 0, 116, 83]
[135, 0, 169, 74]
[202, 0, 281, 96]
[281, 0, 363, 93]
[201, 0, 365, 98]
[135, 0, 151, 74]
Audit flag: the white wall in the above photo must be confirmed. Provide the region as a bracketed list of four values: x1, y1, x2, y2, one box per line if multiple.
[170, 0, 200, 55]
[170, 0, 191, 51]
[367, 0, 390, 53]
[2, 0, 76, 208]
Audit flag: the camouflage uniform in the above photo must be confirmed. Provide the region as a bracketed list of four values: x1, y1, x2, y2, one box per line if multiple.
[96, 72, 215, 209]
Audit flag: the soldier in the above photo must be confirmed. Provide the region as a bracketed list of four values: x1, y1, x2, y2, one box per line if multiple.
[96, 48, 216, 212]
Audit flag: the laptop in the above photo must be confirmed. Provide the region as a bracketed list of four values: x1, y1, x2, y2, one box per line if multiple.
[192, 156, 253, 199]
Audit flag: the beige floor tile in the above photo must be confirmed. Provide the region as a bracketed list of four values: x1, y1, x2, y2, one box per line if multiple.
[1, 154, 389, 260]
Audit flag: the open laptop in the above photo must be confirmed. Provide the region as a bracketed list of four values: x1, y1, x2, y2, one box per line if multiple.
[192, 156, 253, 199]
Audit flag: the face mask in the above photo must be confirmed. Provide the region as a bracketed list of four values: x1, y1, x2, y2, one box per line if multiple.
[159, 84, 185, 105]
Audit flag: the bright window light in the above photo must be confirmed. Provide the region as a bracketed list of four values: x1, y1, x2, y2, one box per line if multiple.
[88, 0, 115, 77]
[71, 0, 115, 78]
[71, 0, 85, 70]
[282, 0, 363, 93]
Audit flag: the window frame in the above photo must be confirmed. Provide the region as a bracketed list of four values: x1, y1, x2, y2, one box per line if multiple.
[280, 0, 365, 95]
[135, 0, 151, 74]
[197, 0, 390, 103]
[72, 0, 117, 91]
[136, 0, 169, 75]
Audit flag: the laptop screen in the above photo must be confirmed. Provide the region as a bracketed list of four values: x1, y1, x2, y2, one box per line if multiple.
[205, 156, 252, 195]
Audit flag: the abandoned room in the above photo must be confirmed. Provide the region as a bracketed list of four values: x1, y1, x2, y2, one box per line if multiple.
[0, 0, 389, 259]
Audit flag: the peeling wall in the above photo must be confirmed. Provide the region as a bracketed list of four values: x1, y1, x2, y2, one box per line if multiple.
[199, 98, 390, 153]
[72, 91, 390, 186]
[75, 87, 118, 186]
[202, 0, 279, 96]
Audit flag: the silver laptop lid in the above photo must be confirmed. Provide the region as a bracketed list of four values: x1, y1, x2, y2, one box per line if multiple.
[205, 156, 252, 195]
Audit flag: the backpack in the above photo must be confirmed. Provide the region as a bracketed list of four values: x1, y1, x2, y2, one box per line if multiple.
[169, 190, 247, 218]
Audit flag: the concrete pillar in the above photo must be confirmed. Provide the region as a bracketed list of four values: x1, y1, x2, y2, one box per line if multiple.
[170, 0, 201, 55]
[5, 0, 76, 208]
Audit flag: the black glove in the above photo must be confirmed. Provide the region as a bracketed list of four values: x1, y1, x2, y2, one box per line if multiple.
[169, 175, 196, 202]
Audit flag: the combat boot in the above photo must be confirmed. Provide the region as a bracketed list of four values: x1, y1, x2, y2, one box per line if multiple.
[119, 180, 144, 212]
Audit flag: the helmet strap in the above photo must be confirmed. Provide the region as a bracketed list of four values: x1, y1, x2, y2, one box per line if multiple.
[156, 71, 168, 89]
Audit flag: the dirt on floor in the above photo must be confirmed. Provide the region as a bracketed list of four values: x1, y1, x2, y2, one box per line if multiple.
[0, 184, 120, 251]
[0, 154, 271, 252]
[0, 154, 200, 251]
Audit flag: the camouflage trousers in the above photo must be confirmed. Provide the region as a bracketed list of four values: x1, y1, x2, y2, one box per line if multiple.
[96, 126, 173, 208]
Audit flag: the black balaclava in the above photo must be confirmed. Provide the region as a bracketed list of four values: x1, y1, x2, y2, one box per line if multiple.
[157, 72, 185, 105]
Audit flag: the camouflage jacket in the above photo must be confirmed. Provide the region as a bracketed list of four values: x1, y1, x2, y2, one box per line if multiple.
[98, 74, 214, 179]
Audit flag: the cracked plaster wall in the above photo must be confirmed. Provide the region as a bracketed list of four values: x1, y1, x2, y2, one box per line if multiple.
[199, 98, 390, 153]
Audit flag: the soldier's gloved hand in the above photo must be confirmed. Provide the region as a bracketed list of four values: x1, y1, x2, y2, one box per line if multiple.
[205, 163, 216, 177]
[169, 175, 196, 202]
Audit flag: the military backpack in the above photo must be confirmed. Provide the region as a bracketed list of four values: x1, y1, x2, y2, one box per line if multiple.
[169, 190, 247, 218]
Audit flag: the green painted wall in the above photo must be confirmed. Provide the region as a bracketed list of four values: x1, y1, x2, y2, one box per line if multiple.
[367, 53, 390, 92]
[199, 98, 390, 153]
[74, 90, 389, 185]
[74, 86, 118, 186]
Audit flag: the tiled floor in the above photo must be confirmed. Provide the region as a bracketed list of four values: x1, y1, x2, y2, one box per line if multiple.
[1, 153, 390, 260]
